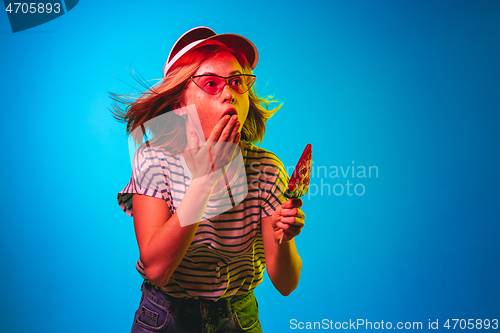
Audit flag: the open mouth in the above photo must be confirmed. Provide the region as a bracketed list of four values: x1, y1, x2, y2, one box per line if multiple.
[222, 109, 237, 119]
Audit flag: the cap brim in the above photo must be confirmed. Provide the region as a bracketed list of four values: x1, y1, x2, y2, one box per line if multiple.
[163, 27, 258, 77]
[167, 27, 216, 64]
[204, 34, 258, 70]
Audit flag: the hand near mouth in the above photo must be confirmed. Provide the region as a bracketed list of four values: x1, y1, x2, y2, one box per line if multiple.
[183, 114, 241, 182]
[221, 108, 237, 119]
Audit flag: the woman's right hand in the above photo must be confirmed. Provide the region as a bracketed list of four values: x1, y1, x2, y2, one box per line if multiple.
[183, 114, 241, 180]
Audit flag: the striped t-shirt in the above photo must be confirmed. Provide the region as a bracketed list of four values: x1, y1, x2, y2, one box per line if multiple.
[117, 141, 289, 300]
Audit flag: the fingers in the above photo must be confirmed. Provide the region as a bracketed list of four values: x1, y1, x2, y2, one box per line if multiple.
[208, 115, 240, 143]
[228, 119, 240, 143]
[185, 114, 241, 178]
[281, 206, 305, 219]
[282, 198, 303, 209]
[277, 218, 303, 229]
[209, 116, 241, 170]
[278, 214, 305, 228]
[207, 115, 230, 143]
[222, 115, 240, 142]
[275, 204, 305, 242]
[223, 117, 240, 160]
[276, 222, 302, 239]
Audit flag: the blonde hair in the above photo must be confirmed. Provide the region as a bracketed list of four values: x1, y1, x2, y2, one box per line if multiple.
[110, 45, 281, 152]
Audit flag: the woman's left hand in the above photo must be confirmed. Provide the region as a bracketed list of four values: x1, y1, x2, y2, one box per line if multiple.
[271, 198, 305, 242]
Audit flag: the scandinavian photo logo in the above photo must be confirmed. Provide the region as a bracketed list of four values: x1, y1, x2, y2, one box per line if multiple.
[250, 160, 379, 198]
[304, 161, 379, 198]
[4, 0, 79, 33]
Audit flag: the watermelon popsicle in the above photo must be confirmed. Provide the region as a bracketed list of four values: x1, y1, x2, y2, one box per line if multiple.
[280, 143, 312, 244]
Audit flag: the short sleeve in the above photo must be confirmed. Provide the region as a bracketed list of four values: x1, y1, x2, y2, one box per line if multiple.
[260, 154, 290, 218]
[117, 146, 173, 217]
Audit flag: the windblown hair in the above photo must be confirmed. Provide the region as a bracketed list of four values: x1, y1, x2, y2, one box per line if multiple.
[110, 44, 281, 153]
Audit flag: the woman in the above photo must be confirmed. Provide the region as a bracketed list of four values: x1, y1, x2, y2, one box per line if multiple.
[113, 27, 305, 333]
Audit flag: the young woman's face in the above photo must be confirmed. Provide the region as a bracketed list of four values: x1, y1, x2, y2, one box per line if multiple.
[182, 51, 250, 141]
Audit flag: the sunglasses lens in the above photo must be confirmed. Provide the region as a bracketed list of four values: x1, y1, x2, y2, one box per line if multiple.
[229, 75, 255, 94]
[192, 75, 256, 94]
[192, 76, 226, 95]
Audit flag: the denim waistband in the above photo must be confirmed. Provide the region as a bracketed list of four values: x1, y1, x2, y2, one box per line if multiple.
[141, 281, 254, 318]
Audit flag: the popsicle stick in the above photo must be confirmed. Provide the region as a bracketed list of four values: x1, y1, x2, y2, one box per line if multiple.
[279, 231, 285, 244]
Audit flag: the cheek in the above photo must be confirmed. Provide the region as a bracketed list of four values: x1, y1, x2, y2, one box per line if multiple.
[197, 103, 219, 140]
[182, 83, 206, 107]
[199, 113, 213, 129]
[240, 97, 250, 121]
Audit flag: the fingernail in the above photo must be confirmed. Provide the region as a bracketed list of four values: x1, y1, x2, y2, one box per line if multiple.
[226, 115, 231, 120]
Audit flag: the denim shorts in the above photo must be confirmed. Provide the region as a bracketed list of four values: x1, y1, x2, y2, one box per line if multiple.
[130, 281, 262, 333]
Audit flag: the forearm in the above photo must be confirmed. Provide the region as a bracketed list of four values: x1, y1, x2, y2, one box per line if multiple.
[139, 176, 215, 286]
[266, 238, 302, 296]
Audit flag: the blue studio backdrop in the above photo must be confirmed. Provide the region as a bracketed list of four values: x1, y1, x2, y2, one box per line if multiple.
[1, 1, 499, 332]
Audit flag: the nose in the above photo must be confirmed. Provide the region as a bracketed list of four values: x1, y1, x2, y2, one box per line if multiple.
[221, 83, 235, 103]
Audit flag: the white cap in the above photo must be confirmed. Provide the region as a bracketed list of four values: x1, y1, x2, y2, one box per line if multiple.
[163, 27, 258, 77]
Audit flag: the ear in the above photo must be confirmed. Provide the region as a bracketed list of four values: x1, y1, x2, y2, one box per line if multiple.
[172, 90, 187, 116]
[172, 103, 186, 117]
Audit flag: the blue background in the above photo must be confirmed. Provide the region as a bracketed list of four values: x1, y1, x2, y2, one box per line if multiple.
[1, 0, 499, 331]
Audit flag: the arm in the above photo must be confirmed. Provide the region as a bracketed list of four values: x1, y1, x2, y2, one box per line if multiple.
[133, 177, 214, 287]
[133, 114, 240, 287]
[261, 198, 305, 296]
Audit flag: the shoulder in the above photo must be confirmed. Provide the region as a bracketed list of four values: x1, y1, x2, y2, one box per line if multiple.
[118, 145, 178, 216]
[134, 143, 177, 161]
[242, 141, 285, 169]
[241, 141, 288, 180]
[133, 144, 181, 171]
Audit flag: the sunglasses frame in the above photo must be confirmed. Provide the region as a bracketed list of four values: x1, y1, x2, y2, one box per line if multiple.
[190, 74, 256, 95]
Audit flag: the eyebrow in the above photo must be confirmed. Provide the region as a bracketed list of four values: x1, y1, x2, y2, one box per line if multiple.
[199, 70, 242, 76]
